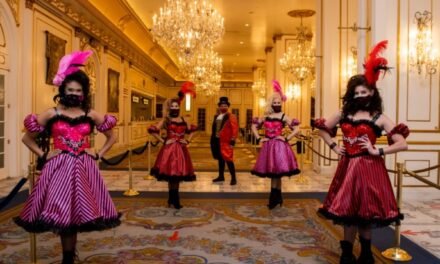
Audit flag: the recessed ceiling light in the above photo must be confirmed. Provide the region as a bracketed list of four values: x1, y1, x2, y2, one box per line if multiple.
[244, 23, 250, 27]
[239, 41, 244, 45]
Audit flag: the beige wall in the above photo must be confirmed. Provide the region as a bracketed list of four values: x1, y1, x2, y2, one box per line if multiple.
[0, 0, 175, 177]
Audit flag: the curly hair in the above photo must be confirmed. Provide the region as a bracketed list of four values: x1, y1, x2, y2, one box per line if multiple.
[53, 70, 91, 112]
[342, 74, 383, 116]
[264, 93, 283, 116]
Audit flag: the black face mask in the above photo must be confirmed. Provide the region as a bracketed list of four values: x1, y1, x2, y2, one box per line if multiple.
[169, 109, 180, 117]
[60, 94, 83, 108]
[272, 105, 282, 113]
[354, 95, 372, 110]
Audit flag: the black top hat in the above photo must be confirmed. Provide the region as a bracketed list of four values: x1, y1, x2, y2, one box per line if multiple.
[218, 96, 230, 106]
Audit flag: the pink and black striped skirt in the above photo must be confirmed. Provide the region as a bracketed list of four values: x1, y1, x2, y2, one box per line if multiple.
[14, 152, 121, 234]
[318, 154, 403, 227]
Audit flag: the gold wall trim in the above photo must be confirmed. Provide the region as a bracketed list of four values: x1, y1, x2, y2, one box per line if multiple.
[0, 24, 6, 48]
[35, 0, 175, 86]
[5, 0, 20, 26]
[396, 149, 440, 187]
[396, 0, 401, 123]
[319, 0, 323, 117]
[338, 0, 342, 106]
[401, 0, 440, 132]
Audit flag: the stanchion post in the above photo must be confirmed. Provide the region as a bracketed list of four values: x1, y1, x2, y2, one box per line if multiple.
[124, 123, 139, 196]
[144, 135, 155, 180]
[28, 163, 38, 263]
[381, 162, 412, 261]
[295, 135, 309, 184]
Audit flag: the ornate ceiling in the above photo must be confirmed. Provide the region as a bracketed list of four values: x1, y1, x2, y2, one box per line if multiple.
[44, 0, 317, 82]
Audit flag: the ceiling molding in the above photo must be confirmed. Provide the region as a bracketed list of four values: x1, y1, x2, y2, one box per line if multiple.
[34, 0, 176, 85]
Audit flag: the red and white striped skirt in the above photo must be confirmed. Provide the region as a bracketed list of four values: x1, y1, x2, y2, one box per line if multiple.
[318, 155, 402, 227]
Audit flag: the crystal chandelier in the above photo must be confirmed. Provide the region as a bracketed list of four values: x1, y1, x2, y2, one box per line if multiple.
[178, 48, 222, 96]
[409, 11, 438, 75]
[178, 48, 222, 80]
[197, 75, 221, 96]
[280, 10, 316, 82]
[152, 0, 225, 54]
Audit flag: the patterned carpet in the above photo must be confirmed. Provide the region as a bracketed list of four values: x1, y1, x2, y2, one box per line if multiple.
[0, 197, 392, 264]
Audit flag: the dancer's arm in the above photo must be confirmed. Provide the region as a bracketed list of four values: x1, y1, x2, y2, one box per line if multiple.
[22, 108, 55, 158]
[359, 114, 408, 156]
[184, 123, 198, 144]
[251, 117, 266, 142]
[89, 110, 117, 158]
[315, 111, 345, 155]
[283, 116, 300, 141]
[148, 119, 166, 143]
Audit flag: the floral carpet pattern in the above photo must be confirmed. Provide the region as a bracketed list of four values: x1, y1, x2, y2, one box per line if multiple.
[0, 198, 391, 264]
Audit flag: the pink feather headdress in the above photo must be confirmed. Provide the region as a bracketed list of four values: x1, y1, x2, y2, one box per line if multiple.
[272, 80, 287, 102]
[52, 50, 93, 86]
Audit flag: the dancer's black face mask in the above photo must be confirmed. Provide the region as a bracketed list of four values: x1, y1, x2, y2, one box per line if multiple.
[169, 109, 180, 117]
[60, 94, 83, 108]
[272, 105, 282, 113]
[354, 95, 372, 110]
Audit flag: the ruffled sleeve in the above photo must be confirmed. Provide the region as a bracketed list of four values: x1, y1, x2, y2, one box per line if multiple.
[148, 125, 160, 134]
[313, 118, 338, 138]
[252, 117, 263, 129]
[387, 123, 410, 145]
[288, 118, 300, 129]
[96, 114, 117, 132]
[186, 124, 198, 134]
[23, 114, 45, 133]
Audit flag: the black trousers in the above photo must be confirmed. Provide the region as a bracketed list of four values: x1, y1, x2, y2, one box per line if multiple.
[211, 138, 236, 179]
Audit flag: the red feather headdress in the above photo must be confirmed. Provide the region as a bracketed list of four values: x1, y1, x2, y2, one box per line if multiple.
[364, 40, 391, 86]
[177, 81, 196, 104]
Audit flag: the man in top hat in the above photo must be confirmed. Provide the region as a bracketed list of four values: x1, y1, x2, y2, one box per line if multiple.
[210, 97, 239, 185]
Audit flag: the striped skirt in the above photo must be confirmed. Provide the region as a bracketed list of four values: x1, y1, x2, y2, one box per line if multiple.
[14, 153, 121, 234]
[318, 155, 402, 227]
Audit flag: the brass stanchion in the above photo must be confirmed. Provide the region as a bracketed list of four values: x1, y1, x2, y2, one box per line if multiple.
[144, 136, 155, 180]
[28, 163, 38, 263]
[294, 137, 309, 184]
[124, 124, 139, 196]
[382, 162, 412, 261]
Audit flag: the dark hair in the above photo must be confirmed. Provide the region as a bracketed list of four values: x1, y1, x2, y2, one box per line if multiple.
[342, 74, 383, 116]
[53, 70, 91, 112]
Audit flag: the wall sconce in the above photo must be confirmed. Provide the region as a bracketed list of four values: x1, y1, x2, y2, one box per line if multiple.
[286, 83, 301, 100]
[259, 97, 266, 108]
[343, 47, 358, 80]
[409, 11, 438, 75]
[185, 93, 191, 111]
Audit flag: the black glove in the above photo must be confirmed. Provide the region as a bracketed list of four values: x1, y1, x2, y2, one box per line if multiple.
[36, 152, 48, 171]
[230, 140, 236, 146]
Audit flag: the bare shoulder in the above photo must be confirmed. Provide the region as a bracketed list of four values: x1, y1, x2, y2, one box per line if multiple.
[376, 113, 393, 124]
[87, 109, 105, 123]
[376, 113, 396, 131]
[37, 108, 57, 124]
